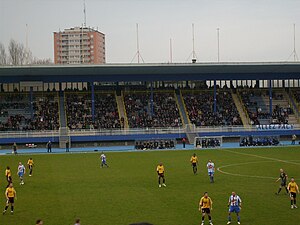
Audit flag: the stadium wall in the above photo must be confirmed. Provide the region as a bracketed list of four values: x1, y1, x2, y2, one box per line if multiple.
[0, 130, 299, 145]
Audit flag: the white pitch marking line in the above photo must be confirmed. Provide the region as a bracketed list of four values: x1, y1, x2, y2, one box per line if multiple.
[222, 149, 300, 166]
[217, 160, 280, 179]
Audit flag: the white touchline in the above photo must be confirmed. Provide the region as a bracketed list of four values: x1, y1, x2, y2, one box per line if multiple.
[222, 149, 300, 166]
[217, 149, 300, 179]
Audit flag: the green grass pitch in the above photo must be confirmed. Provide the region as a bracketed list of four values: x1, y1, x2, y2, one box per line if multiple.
[0, 147, 300, 225]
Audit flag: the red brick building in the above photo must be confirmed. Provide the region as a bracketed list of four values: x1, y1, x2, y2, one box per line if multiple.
[53, 27, 105, 64]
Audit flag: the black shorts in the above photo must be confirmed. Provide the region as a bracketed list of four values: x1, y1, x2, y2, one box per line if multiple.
[290, 192, 297, 199]
[7, 197, 14, 204]
[158, 173, 164, 178]
[192, 163, 197, 167]
[280, 182, 287, 187]
[28, 165, 33, 170]
[202, 208, 210, 214]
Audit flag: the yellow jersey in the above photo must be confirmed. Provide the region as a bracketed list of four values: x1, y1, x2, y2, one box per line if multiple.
[27, 159, 34, 166]
[157, 165, 165, 174]
[191, 156, 198, 164]
[5, 187, 16, 198]
[288, 181, 299, 193]
[199, 196, 213, 209]
[5, 169, 11, 177]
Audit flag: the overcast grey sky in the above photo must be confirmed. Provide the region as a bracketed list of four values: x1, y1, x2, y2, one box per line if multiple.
[1, 0, 300, 63]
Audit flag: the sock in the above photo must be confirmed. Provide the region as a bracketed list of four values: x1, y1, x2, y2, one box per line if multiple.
[4, 206, 8, 211]
[291, 200, 294, 205]
[208, 215, 212, 220]
[294, 199, 296, 205]
[11, 206, 13, 212]
[285, 187, 289, 193]
[237, 216, 240, 222]
[228, 216, 231, 221]
[158, 178, 161, 184]
[278, 188, 282, 193]
[163, 178, 165, 183]
[202, 216, 204, 221]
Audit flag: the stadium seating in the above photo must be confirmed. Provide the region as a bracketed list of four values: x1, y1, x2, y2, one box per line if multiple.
[0, 93, 59, 131]
[183, 90, 242, 126]
[65, 92, 121, 129]
[238, 89, 294, 125]
[124, 92, 182, 128]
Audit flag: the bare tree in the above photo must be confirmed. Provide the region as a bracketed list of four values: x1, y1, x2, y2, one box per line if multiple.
[0, 42, 7, 65]
[8, 39, 20, 65]
[31, 57, 52, 65]
[7, 39, 51, 66]
[8, 39, 29, 65]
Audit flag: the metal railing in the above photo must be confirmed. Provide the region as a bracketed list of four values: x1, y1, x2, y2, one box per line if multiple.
[0, 124, 299, 139]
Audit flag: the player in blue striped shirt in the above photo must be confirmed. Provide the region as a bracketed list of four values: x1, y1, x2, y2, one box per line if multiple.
[227, 192, 242, 224]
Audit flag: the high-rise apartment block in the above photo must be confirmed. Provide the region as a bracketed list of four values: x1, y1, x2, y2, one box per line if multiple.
[54, 27, 105, 64]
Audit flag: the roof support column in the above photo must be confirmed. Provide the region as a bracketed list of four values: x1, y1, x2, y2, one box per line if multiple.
[30, 86, 34, 119]
[269, 80, 272, 117]
[214, 80, 217, 113]
[150, 81, 154, 117]
[91, 82, 95, 123]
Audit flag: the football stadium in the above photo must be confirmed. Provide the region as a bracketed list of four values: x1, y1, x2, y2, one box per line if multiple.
[0, 63, 300, 225]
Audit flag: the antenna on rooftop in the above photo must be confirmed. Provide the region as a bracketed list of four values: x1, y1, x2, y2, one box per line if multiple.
[186, 23, 198, 63]
[287, 23, 299, 61]
[83, 0, 87, 27]
[217, 28, 220, 62]
[131, 23, 145, 63]
[25, 24, 29, 65]
[170, 38, 173, 63]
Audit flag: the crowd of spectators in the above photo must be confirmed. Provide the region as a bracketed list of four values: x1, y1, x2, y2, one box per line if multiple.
[94, 93, 121, 129]
[0, 94, 59, 131]
[271, 104, 291, 124]
[66, 93, 92, 129]
[239, 89, 268, 125]
[135, 139, 176, 150]
[240, 135, 280, 146]
[124, 92, 182, 128]
[183, 91, 242, 126]
[239, 89, 292, 125]
[66, 93, 121, 130]
[25, 97, 59, 130]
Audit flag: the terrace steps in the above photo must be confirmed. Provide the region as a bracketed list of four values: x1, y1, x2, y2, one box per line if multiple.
[175, 93, 189, 126]
[116, 94, 129, 129]
[59, 91, 67, 128]
[175, 92, 197, 144]
[232, 93, 251, 128]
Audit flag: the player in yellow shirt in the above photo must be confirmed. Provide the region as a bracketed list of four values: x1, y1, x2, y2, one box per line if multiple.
[5, 166, 12, 187]
[27, 158, 34, 176]
[156, 163, 166, 188]
[288, 177, 299, 209]
[199, 192, 213, 225]
[3, 182, 17, 215]
[190, 153, 198, 174]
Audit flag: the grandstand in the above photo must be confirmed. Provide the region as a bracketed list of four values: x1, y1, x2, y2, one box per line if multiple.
[1, 62, 300, 149]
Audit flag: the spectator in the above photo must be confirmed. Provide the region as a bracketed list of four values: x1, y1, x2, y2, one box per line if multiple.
[46, 141, 52, 153]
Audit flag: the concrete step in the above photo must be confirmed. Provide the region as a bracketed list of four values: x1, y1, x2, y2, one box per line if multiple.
[116, 93, 129, 129]
[232, 93, 251, 127]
